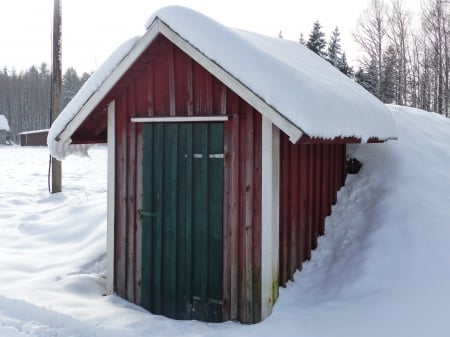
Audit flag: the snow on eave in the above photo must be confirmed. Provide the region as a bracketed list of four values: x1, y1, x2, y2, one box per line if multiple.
[47, 36, 141, 160]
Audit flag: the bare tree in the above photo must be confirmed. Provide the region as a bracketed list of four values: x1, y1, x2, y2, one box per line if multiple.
[421, 0, 449, 115]
[387, 0, 410, 105]
[353, 0, 388, 98]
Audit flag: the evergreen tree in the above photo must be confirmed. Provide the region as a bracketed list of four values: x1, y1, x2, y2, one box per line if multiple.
[339, 52, 353, 77]
[299, 32, 306, 45]
[306, 20, 326, 56]
[327, 26, 342, 67]
[62, 67, 81, 108]
[355, 59, 378, 97]
[380, 45, 397, 103]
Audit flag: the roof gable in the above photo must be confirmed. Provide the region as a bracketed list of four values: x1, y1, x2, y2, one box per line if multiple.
[48, 6, 397, 159]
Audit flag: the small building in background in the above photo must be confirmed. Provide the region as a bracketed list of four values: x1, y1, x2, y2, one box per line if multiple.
[18, 129, 49, 146]
[0, 115, 11, 145]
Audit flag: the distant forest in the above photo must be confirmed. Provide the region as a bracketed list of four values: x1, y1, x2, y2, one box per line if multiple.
[0, 64, 89, 142]
[2, 0, 450, 144]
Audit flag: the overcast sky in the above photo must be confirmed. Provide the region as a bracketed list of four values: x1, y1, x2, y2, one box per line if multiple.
[1, 0, 421, 74]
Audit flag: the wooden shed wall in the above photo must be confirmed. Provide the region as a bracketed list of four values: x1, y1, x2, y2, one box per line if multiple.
[112, 35, 262, 324]
[279, 135, 346, 286]
[19, 131, 48, 146]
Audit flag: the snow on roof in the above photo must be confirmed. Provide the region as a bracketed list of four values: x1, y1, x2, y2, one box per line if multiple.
[48, 6, 397, 160]
[146, 6, 397, 141]
[18, 129, 49, 135]
[47, 37, 139, 159]
[0, 115, 10, 131]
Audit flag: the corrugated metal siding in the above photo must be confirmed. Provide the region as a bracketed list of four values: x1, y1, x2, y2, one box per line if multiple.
[279, 135, 346, 287]
[113, 35, 262, 324]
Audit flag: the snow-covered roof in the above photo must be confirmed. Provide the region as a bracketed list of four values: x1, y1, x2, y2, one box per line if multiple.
[18, 129, 49, 135]
[48, 6, 397, 160]
[0, 115, 10, 131]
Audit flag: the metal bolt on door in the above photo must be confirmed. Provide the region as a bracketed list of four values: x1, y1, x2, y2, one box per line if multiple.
[141, 122, 224, 322]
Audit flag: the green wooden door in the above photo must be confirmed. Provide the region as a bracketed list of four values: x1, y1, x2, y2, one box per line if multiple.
[141, 122, 224, 322]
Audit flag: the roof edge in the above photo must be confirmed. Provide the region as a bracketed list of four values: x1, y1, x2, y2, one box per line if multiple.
[53, 26, 160, 148]
[156, 19, 304, 143]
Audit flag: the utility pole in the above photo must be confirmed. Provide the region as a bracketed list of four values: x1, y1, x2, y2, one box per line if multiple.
[50, 0, 62, 193]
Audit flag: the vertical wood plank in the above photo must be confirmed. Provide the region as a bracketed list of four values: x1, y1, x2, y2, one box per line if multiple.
[169, 44, 176, 116]
[299, 145, 309, 264]
[289, 142, 299, 276]
[252, 111, 262, 323]
[187, 59, 194, 116]
[319, 145, 328, 235]
[152, 123, 164, 313]
[147, 62, 154, 117]
[278, 134, 289, 286]
[115, 93, 128, 298]
[222, 119, 232, 321]
[243, 104, 254, 323]
[126, 84, 137, 302]
[330, 144, 337, 205]
[141, 124, 153, 310]
[229, 94, 240, 320]
[106, 101, 116, 295]
[308, 144, 316, 251]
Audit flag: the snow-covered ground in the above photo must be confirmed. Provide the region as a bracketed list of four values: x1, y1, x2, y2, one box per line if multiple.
[1, 105, 450, 336]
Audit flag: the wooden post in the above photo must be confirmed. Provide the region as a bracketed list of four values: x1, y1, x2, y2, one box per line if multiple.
[50, 0, 62, 193]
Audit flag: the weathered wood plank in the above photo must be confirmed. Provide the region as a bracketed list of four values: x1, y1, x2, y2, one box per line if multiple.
[289, 142, 299, 276]
[115, 93, 128, 298]
[134, 73, 146, 304]
[126, 84, 137, 303]
[252, 110, 262, 324]
[147, 62, 154, 116]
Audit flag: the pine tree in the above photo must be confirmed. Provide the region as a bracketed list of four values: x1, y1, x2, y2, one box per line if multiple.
[299, 32, 306, 45]
[62, 67, 81, 108]
[306, 21, 326, 56]
[380, 45, 397, 103]
[327, 26, 342, 67]
[339, 52, 353, 77]
[355, 59, 378, 97]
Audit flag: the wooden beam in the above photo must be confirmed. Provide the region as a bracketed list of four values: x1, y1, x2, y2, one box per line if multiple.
[131, 116, 229, 123]
[261, 116, 280, 320]
[106, 100, 116, 295]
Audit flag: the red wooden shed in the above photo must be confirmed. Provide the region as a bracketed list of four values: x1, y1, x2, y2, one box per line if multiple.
[18, 129, 49, 146]
[48, 6, 397, 324]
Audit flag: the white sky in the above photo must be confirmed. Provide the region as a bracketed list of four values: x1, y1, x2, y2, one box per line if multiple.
[1, 0, 421, 74]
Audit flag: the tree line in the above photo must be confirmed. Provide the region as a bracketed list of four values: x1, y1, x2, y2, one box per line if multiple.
[2, 0, 449, 142]
[353, 0, 450, 115]
[0, 64, 89, 142]
[299, 0, 450, 117]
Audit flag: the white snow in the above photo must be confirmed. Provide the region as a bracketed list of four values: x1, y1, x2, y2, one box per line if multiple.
[2, 104, 450, 336]
[18, 129, 48, 135]
[0, 115, 10, 131]
[48, 6, 396, 160]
